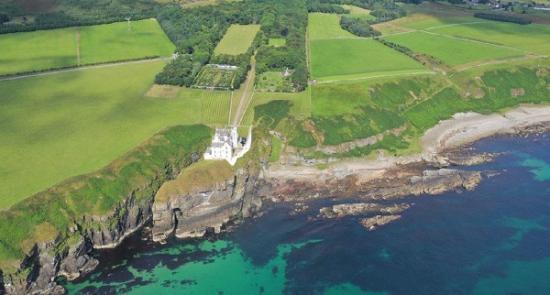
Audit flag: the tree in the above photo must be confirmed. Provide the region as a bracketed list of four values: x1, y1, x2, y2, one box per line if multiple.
[0, 13, 10, 24]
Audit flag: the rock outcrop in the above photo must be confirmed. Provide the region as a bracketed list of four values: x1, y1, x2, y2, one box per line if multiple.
[2, 164, 261, 295]
[152, 168, 261, 242]
[360, 215, 402, 231]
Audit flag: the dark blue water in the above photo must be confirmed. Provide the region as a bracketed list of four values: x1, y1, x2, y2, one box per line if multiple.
[65, 133, 550, 294]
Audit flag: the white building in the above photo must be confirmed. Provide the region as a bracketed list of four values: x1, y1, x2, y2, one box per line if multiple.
[204, 127, 252, 165]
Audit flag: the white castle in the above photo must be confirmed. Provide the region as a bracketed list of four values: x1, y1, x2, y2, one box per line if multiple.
[204, 126, 252, 165]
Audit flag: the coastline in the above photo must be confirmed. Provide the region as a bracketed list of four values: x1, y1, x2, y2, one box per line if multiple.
[3, 105, 550, 295]
[266, 105, 550, 182]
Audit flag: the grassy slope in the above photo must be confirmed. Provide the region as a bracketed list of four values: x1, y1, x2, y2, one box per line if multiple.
[0, 19, 175, 76]
[240, 91, 311, 125]
[0, 61, 229, 209]
[214, 24, 261, 56]
[310, 38, 425, 79]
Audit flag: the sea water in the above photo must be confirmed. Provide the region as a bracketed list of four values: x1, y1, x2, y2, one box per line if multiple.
[64, 133, 550, 295]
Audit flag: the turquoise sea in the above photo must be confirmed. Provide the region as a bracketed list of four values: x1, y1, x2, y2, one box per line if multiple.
[63, 133, 550, 294]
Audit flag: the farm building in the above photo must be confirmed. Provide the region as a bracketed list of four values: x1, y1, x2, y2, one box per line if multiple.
[204, 127, 252, 165]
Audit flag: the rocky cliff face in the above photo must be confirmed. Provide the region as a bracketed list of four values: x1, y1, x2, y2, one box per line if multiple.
[152, 168, 261, 243]
[2, 164, 261, 295]
[3, 187, 158, 295]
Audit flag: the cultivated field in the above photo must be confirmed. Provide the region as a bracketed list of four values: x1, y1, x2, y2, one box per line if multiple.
[78, 19, 176, 65]
[0, 19, 175, 76]
[428, 22, 550, 55]
[310, 38, 426, 80]
[384, 31, 522, 66]
[0, 61, 230, 209]
[308, 13, 358, 40]
[376, 7, 549, 69]
[214, 24, 261, 56]
[0, 27, 77, 76]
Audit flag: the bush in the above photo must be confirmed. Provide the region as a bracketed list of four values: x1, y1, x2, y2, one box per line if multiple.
[340, 15, 381, 37]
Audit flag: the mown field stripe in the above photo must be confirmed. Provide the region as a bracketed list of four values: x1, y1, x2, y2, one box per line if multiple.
[316, 70, 436, 84]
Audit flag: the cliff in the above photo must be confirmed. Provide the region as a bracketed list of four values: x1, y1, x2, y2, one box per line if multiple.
[152, 161, 261, 242]
[0, 125, 213, 294]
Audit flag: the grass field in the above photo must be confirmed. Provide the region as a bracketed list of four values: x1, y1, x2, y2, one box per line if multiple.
[310, 38, 426, 80]
[0, 61, 230, 209]
[268, 38, 286, 47]
[341, 4, 375, 19]
[241, 90, 311, 125]
[384, 31, 523, 66]
[214, 24, 261, 56]
[308, 13, 358, 40]
[0, 19, 175, 76]
[428, 22, 550, 55]
[78, 19, 176, 65]
[0, 27, 77, 76]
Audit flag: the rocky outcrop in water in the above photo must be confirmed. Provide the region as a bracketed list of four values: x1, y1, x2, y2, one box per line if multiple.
[319, 203, 410, 219]
[360, 215, 402, 231]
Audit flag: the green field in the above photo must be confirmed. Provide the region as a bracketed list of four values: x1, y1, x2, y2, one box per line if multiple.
[268, 38, 287, 47]
[78, 19, 176, 65]
[428, 22, 550, 55]
[342, 4, 373, 17]
[214, 24, 261, 56]
[0, 19, 175, 76]
[384, 31, 523, 66]
[241, 90, 311, 125]
[308, 13, 358, 40]
[310, 38, 426, 80]
[0, 62, 230, 209]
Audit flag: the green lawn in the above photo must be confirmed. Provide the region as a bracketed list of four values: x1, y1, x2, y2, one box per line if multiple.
[0, 18, 175, 76]
[0, 61, 229, 209]
[310, 38, 425, 80]
[308, 13, 358, 40]
[384, 31, 523, 66]
[214, 24, 261, 56]
[427, 22, 550, 56]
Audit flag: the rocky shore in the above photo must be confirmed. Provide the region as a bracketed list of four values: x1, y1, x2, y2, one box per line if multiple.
[2, 108, 549, 295]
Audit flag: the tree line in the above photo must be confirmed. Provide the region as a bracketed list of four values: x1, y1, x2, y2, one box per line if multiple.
[474, 12, 532, 24]
[0, 0, 158, 34]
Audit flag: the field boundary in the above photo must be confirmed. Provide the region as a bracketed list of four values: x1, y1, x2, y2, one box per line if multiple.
[0, 56, 168, 82]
